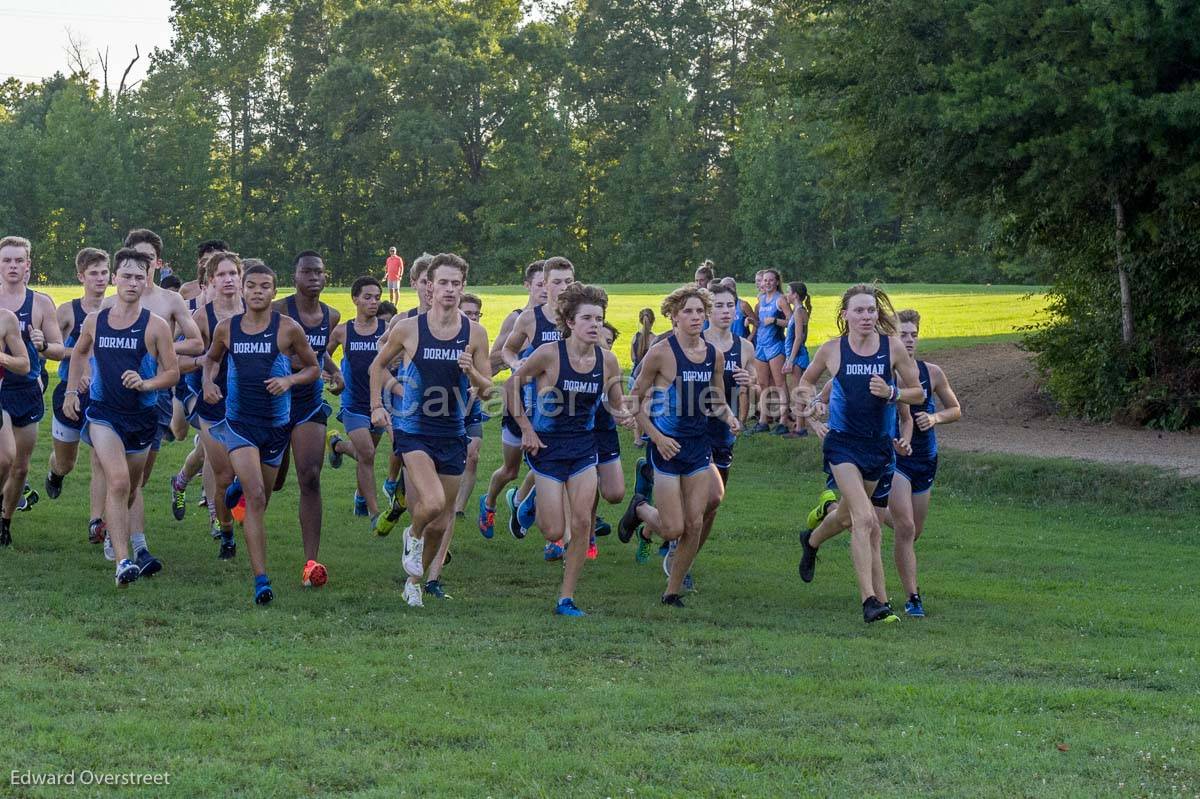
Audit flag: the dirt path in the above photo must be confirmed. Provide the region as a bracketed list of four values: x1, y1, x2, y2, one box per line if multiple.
[926, 343, 1200, 477]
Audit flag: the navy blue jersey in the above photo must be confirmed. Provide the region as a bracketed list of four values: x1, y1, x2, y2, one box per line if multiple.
[707, 336, 742, 445]
[532, 341, 603, 436]
[395, 313, 470, 437]
[340, 318, 385, 416]
[192, 303, 231, 420]
[6, 289, 41, 389]
[57, 298, 87, 380]
[284, 296, 330, 410]
[88, 308, 157, 414]
[530, 305, 562, 353]
[829, 335, 894, 439]
[647, 336, 716, 440]
[405, 307, 419, 319]
[907, 360, 938, 458]
[594, 398, 616, 432]
[225, 312, 291, 426]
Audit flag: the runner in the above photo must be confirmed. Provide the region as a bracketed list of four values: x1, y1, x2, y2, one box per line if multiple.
[180, 239, 227, 302]
[384, 247, 404, 305]
[63, 247, 179, 586]
[630, 307, 655, 368]
[794, 284, 924, 624]
[589, 319, 626, 556]
[369, 253, 491, 606]
[781, 281, 812, 436]
[750, 268, 791, 435]
[204, 263, 320, 604]
[508, 282, 628, 615]
[0, 236, 65, 543]
[618, 284, 738, 607]
[0, 301, 30, 546]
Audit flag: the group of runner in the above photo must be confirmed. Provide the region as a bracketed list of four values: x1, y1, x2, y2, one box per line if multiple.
[0, 232, 960, 622]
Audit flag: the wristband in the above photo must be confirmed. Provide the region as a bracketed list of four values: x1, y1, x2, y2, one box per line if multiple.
[65, 389, 78, 397]
[889, 384, 898, 402]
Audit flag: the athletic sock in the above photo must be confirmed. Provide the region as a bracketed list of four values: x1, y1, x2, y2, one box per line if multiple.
[220, 527, 235, 546]
[131, 532, 147, 553]
[173, 470, 188, 490]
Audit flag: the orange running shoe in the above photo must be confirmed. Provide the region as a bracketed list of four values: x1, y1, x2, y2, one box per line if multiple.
[302, 559, 328, 588]
[586, 534, 598, 560]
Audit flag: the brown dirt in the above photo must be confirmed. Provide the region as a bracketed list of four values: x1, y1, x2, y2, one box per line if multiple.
[928, 343, 1200, 477]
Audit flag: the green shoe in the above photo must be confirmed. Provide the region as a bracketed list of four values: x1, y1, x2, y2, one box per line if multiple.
[635, 533, 653, 565]
[806, 489, 838, 530]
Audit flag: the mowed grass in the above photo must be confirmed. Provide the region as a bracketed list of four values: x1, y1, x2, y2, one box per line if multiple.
[0, 406, 1197, 796]
[33, 281, 1047, 368]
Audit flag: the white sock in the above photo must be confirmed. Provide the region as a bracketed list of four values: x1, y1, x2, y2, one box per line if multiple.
[131, 532, 147, 553]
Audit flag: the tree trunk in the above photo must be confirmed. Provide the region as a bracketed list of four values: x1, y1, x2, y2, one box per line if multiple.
[1112, 195, 1134, 346]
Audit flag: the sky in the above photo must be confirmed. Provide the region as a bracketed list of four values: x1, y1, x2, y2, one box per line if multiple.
[0, 0, 175, 86]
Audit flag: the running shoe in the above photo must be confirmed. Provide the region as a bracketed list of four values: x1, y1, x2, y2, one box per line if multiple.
[254, 577, 274, 605]
[747, 422, 770, 435]
[806, 489, 838, 530]
[682, 572, 695, 592]
[209, 518, 222, 539]
[218, 540, 237, 560]
[516, 488, 537, 533]
[772, 423, 789, 435]
[45, 471, 64, 500]
[618, 493, 647, 543]
[134, 548, 163, 577]
[17, 484, 38, 512]
[302, 559, 328, 588]
[402, 527, 424, 577]
[658, 543, 670, 557]
[115, 558, 141, 587]
[661, 593, 685, 608]
[633, 458, 654, 504]
[593, 517, 612, 537]
[505, 487, 524, 539]
[663, 539, 677, 577]
[382, 477, 399, 504]
[586, 535, 598, 560]
[402, 579, 424, 608]
[0, 520, 10, 547]
[904, 593, 926, 618]
[103, 534, 114, 561]
[477, 495, 495, 539]
[224, 477, 243, 514]
[374, 492, 406, 537]
[170, 473, 187, 520]
[198, 493, 208, 508]
[326, 429, 343, 469]
[543, 540, 564, 561]
[353, 493, 368, 517]
[423, 579, 450, 600]
[555, 597, 586, 617]
[863, 596, 899, 624]
[88, 518, 106, 545]
[635, 533, 654, 565]
[798, 529, 818, 583]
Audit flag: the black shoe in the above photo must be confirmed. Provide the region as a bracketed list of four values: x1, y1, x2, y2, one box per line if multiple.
[423, 579, 450, 599]
[0, 518, 10, 547]
[863, 596, 899, 624]
[661, 593, 686, 608]
[134, 548, 163, 577]
[798, 529, 818, 583]
[218, 541, 237, 560]
[45, 471, 64, 500]
[618, 494, 647, 544]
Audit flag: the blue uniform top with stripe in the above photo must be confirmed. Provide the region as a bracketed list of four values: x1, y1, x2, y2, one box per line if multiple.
[88, 308, 157, 413]
[225, 312, 292, 426]
[647, 336, 716, 440]
[285, 296, 330, 411]
[395, 313, 470, 437]
[6, 289, 41, 389]
[191, 304, 230, 419]
[828, 335, 894, 440]
[57, 299, 87, 380]
[340, 318, 385, 416]
[756, 293, 784, 348]
[518, 304, 564, 412]
[532, 340, 603, 436]
[707, 336, 742, 447]
[906, 360, 937, 459]
[731, 302, 750, 339]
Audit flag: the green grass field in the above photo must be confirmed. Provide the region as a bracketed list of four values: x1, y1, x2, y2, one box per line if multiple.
[7, 282, 1194, 797]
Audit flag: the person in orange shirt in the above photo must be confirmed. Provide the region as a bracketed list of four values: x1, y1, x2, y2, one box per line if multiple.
[384, 247, 404, 304]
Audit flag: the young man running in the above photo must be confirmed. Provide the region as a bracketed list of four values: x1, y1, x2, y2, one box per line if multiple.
[589, 320, 626, 555]
[274, 251, 340, 588]
[326, 276, 386, 527]
[0, 304, 31, 544]
[64, 248, 179, 586]
[369, 253, 491, 607]
[204, 263, 320, 604]
[46, 248, 109, 532]
[794, 284, 923, 624]
[509, 282, 628, 615]
[180, 239, 227, 302]
[0, 236, 65, 543]
[618, 285, 738, 608]
[478, 260, 547, 539]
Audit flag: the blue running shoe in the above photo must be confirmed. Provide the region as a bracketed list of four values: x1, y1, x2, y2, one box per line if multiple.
[326, 430, 343, 469]
[224, 477, 243, 512]
[554, 597, 586, 617]
[505, 487, 524, 539]
[905, 593, 926, 618]
[663, 539, 677, 577]
[254, 575, 274, 605]
[478, 494, 495, 539]
[517, 488, 537, 533]
[658, 543, 670, 557]
[353, 493, 368, 517]
[114, 558, 141, 587]
[593, 516, 612, 537]
[633, 458, 654, 504]
[682, 571, 695, 592]
[383, 477, 399, 503]
[134, 547, 162, 577]
[544, 541, 564, 561]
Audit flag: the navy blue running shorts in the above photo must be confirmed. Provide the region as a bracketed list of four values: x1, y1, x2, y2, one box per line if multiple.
[823, 430, 894, 484]
[894, 455, 938, 495]
[2, 381, 45, 428]
[392, 429, 468, 476]
[526, 434, 598, 483]
[649, 435, 712, 478]
[83, 406, 158, 454]
[594, 428, 620, 465]
[210, 418, 291, 466]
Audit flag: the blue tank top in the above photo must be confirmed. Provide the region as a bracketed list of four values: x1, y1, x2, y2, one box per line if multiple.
[731, 302, 749, 339]
[906, 360, 938, 459]
[187, 297, 199, 313]
[757, 293, 783, 347]
[784, 314, 809, 361]
[88, 308, 156, 414]
[395, 313, 470, 437]
[532, 340, 603, 436]
[6, 289, 40, 388]
[648, 336, 715, 440]
[191, 303, 230, 419]
[340, 318, 385, 416]
[57, 299, 88, 380]
[285, 296, 330, 410]
[829, 335, 894, 439]
[707, 336, 742, 445]
[225, 312, 292, 426]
